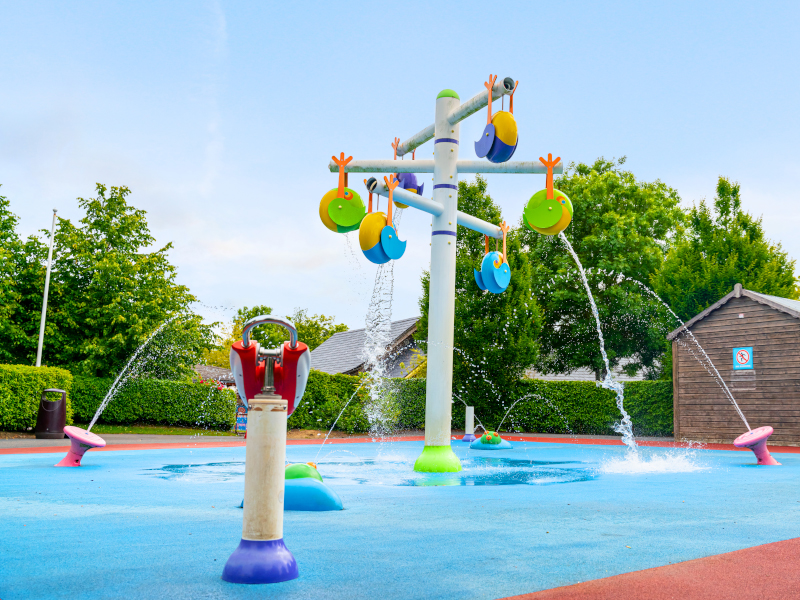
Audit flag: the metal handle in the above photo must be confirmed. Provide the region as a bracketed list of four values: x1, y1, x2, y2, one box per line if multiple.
[241, 315, 298, 349]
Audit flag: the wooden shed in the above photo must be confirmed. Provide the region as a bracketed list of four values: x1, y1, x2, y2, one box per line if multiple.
[667, 284, 800, 446]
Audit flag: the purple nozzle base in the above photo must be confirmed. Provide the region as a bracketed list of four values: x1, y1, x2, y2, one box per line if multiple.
[462, 433, 476, 442]
[222, 538, 298, 584]
[55, 426, 106, 467]
[733, 426, 781, 466]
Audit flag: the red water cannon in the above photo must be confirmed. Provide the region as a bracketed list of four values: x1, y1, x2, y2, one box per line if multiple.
[229, 316, 311, 415]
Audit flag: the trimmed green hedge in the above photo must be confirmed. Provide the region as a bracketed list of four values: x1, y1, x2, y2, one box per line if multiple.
[70, 376, 237, 430]
[287, 371, 369, 433]
[292, 371, 674, 437]
[0, 365, 74, 431]
[0, 363, 672, 437]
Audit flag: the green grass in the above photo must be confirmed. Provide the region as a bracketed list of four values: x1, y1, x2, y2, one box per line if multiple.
[72, 423, 238, 436]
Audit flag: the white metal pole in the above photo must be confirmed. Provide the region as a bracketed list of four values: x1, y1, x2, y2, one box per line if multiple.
[413, 91, 462, 473]
[327, 159, 563, 174]
[222, 392, 299, 583]
[463, 406, 476, 442]
[35, 209, 57, 368]
[242, 395, 287, 541]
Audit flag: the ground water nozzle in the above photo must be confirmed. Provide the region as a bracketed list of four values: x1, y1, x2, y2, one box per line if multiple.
[462, 406, 476, 442]
[469, 430, 513, 450]
[54, 426, 106, 467]
[733, 426, 781, 466]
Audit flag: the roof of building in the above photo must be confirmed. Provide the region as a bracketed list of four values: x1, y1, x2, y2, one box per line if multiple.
[526, 357, 647, 382]
[667, 284, 800, 341]
[310, 317, 420, 375]
[193, 364, 234, 382]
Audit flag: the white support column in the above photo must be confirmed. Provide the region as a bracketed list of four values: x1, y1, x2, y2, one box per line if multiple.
[413, 90, 463, 473]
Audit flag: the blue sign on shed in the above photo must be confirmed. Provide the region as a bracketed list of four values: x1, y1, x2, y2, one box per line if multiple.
[733, 347, 753, 370]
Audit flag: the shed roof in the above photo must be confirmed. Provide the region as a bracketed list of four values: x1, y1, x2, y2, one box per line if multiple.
[667, 284, 800, 341]
[310, 317, 419, 375]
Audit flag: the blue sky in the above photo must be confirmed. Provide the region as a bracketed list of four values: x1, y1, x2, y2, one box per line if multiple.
[1, 0, 798, 330]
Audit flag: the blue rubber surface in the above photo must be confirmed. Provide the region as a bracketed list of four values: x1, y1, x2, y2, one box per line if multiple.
[1, 440, 799, 600]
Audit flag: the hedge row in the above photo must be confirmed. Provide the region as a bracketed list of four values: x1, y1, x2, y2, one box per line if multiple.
[0, 364, 672, 437]
[286, 371, 674, 437]
[70, 376, 237, 430]
[0, 365, 75, 431]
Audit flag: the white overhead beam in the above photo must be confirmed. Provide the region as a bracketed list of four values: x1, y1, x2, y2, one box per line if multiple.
[366, 178, 443, 217]
[456, 160, 563, 174]
[329, 160, 435, 173]
[366, 179, 502, 239]
[395, 76, 515, 157]
[447, 77, 515, 127]
[328, 159, 563, 174]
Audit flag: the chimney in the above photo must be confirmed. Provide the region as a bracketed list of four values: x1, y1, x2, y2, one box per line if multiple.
[734, 283, 742, 298]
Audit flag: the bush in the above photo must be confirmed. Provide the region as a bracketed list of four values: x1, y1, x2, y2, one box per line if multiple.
[0, 365, 74, 431]
[288, 371, 673, 437]
[71, 376, 237, 430]
[287, 371, 369, 433]
[448, 379, 673, 437]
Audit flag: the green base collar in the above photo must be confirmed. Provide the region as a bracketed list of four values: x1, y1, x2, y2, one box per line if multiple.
[413, 445, 462, 473]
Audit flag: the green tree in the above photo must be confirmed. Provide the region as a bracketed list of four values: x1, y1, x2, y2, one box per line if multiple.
[15, 184, 214, 377]
[520, 158, 684, 379]
[653, 176, 799, 321]
[202, 305, 348, 367]
[0, 191, 26, 363]
[416, 176, 542, 416]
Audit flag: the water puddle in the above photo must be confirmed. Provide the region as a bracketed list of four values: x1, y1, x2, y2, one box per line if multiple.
[146, 456, 597, 487]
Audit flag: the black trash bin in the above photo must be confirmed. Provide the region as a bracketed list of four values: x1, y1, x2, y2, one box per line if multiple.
[35, 388, 67, 439]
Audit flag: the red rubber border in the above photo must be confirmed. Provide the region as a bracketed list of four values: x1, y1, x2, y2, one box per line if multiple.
[1, 434, 798, 456]
[502, 537, 800, 599]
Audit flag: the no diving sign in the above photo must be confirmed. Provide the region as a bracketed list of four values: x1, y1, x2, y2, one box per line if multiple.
[733, 347, 753, 370]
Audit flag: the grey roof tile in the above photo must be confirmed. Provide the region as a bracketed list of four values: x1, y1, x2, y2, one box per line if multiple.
[310, 317, 420, 374]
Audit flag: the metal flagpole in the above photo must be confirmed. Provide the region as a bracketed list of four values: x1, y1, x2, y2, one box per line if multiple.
[35, 209, 57, 367]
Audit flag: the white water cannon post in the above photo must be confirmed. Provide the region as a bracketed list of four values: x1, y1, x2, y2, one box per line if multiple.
[462, 406, 476, 442]
[330, 77, 563, 473]
[223, 316, 311, 584]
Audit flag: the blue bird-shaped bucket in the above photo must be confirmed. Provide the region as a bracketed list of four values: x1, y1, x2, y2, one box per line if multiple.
[474, 251, 511, 294]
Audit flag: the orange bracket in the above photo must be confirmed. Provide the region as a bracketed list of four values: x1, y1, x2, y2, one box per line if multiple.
[539, 153, 561, 200]
[484, 74, 498, 124]
[364, 179, 373, 213]
[484, 235, 490, 255]
[412, 149, 416, 160]
[392, 137, 400, 161]
[384, 174, 399, 228]
[509, 80, 519, 114]
[332, 152, 353, 198]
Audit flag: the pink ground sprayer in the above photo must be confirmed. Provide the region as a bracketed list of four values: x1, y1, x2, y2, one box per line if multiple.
[733, 426, 781, 466]
[55, 426, 107, 467]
